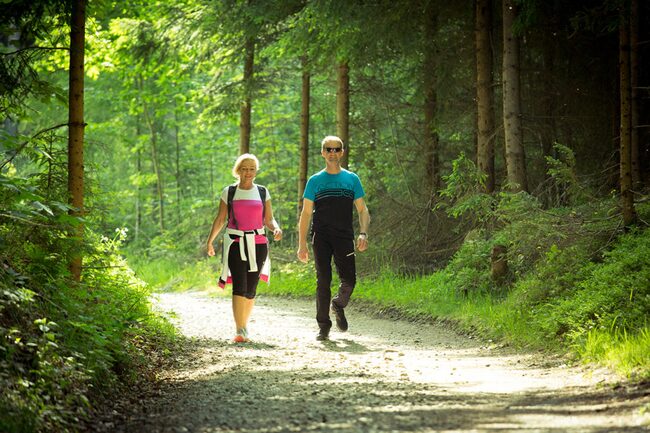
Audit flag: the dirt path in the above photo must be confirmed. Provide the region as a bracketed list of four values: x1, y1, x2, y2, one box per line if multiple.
[93, 291, 649, 432]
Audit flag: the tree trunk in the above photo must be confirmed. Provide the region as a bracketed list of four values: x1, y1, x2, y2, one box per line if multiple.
[491, 244, 508, 283]
[210, 153, 214, 202]
[502, 0, 528, 192]
[139, 77, 165, 233]
[475, 0, 495, 193]
[240, 36, 254, 155]
[423, 1, 440, 196]
[630, 0, 640, 189]
[151, 129, 165, 233]
[541, 4, 560, 207]
[337, 61, 350, 168]
[135, 115, 142, 242]
[619, 5, 636, 227]
[174, 107, 181, 226]
[298, 56, 310, 220]
[67, 0, 86, 282]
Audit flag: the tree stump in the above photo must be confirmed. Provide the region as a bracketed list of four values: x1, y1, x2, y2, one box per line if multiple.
[491, 244, 508, 283]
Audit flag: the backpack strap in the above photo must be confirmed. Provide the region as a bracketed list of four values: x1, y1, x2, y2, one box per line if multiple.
[257, 185, 267, 222]
[227, 184, 238, 229]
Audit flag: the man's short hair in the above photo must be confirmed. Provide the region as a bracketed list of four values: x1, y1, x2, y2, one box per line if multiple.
[321, 135, 344, 151]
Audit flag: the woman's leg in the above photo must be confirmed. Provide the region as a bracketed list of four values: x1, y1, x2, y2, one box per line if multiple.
[241, 297, 255, 333]
[228, 242, 250, 340]
[240, 244, 268, 337]
[232, 295, 248, 333]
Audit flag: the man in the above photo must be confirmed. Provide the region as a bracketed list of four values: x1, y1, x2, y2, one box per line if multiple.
[297, 135, 370, 341]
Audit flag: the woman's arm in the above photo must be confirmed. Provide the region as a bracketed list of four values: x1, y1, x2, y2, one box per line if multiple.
[206, 199, 228, 256]
[264, 199, 283, 241]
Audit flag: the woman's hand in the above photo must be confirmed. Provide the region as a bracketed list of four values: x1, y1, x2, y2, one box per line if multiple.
[273, 227, 283, 241]
[207, 243, 216, 257]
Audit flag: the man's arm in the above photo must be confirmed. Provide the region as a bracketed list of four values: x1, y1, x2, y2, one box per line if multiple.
[297, 198, 314, 263]
[354, 197, 370, 252]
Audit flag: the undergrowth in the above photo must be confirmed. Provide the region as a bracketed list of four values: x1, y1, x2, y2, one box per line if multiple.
[1, 174, 177, 433]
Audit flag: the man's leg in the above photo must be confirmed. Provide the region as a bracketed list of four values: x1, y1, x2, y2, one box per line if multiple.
[332, 237, 356, 308]
[312, 233, 333, 335]
[331, 237, 356, 331]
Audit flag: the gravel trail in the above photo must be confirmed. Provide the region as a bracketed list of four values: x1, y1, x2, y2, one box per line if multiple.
[93, 291, 649, 432]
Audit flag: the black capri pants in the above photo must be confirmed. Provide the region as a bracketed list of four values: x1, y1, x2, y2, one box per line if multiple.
[228, 241, 268, 299]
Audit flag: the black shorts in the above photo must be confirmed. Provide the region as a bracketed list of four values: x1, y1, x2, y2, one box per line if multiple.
[228, 242, 268, 299]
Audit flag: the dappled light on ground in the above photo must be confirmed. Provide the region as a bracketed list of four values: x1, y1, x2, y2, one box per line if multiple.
[88, 291, 649, 432]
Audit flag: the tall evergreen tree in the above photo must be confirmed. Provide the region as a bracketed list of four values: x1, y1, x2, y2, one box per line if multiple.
[67, 0, 86, 281]
[619, 2, 636, 226]
[337, 61, 350, 168]
[423, 0, 441, 196]
[502, 0, 527, 192]
[240, 36, 254, 155]
[475, 0, 495, 193]
[298, 55, 310, 218]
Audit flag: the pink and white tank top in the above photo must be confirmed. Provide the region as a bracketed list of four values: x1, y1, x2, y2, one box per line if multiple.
[220, 184, 270, 244]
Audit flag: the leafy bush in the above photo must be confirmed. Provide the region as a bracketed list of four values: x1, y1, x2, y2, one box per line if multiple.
[557, 228, 650, 339]
[1, 173, 177, 433]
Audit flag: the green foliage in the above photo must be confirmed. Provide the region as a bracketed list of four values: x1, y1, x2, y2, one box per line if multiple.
[544, 143, 590, 206]
[557, 228, 650, 339]
[0, 173, 177, 433]
[261, 260, 315, 298]
[438, 153, 494, 222]
[444, 237, 493, 293]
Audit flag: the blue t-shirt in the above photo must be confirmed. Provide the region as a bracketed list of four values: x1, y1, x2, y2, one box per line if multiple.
[303, 169, 365, 239]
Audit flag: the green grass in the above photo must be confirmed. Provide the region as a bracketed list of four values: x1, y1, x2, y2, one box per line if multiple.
[128, 256, 220, 292]
[575, 327, 650, 380]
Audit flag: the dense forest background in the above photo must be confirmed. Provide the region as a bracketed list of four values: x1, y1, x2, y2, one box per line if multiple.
[1, 0, 649, 432]
[5, 0, 650, 271]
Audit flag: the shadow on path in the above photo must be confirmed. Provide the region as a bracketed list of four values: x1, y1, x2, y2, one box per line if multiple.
[83, 292, 650, 433]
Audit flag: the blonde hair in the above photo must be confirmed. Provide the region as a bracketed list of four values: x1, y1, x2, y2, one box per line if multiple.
[232, 153, 260, 178]
[321, 135, 344, 151]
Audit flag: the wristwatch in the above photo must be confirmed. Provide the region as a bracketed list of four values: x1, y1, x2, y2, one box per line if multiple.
[359, 232, 367, 239]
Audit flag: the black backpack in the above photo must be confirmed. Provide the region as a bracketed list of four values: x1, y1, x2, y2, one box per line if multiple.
[226, 184, 267, 229]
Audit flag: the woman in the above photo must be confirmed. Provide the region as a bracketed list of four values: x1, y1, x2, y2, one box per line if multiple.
[206, 154, 282, 342]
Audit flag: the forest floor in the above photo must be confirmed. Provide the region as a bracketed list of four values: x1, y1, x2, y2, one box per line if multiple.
[87, 291, 650, 433]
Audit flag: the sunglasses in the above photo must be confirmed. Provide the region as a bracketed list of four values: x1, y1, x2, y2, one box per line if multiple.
[324, 147, 343, 153]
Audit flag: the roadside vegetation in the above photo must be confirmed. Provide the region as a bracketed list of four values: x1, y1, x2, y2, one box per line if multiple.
[0, 175, 178, 433]
[266, 178, 650, 381]
[135, 156, 650, 382]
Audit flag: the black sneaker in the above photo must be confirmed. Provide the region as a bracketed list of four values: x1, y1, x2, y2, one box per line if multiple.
[316, 327, 330, 341]
[331, 303, 348, 332]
